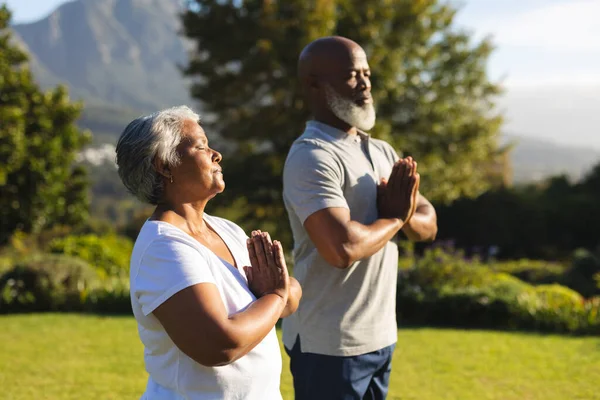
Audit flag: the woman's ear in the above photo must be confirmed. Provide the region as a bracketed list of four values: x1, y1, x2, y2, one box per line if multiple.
[153, 157, 171, 180]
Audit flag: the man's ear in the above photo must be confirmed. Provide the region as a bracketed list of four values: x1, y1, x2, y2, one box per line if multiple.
[307, 73, 320, 91]
[153, 157, 170, 179]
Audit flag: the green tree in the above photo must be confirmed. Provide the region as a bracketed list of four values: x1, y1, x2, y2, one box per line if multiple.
[182, 0, 504, 241]
[581, 162, 600, 197]
[0, 5, 91, 243]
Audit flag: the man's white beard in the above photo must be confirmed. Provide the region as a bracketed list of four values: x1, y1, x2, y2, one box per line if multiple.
[324, 84, 376, 131]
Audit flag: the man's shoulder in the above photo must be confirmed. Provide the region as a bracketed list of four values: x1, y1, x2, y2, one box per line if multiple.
[369, 137, 401, 160]
[286, 129, 338, 164]
[291, 126, 335, 150]
[368, 136, 394, 151]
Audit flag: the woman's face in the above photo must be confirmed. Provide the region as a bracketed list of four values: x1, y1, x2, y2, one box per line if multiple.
[170, 120, 224, 199]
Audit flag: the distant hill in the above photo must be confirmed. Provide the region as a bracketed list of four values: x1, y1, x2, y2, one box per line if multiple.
[77, 104, 143, 144]
[12, 0, 193, 139]
[504, 134, 600, 183]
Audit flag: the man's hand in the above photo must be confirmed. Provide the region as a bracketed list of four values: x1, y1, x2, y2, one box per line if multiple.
[377, 157, 420, 223]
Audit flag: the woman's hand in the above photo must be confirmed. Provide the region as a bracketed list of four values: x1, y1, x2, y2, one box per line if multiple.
[244, 231, 290, 304]
[281, 276, 302, 318]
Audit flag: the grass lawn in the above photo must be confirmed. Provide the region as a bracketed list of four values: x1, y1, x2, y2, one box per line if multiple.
[0, 314, 598, 400]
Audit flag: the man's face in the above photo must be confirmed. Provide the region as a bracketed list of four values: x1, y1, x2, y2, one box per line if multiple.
[320, 47, 375, 131]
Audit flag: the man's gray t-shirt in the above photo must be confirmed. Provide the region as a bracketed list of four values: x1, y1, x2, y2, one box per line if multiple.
[281, 120, 401, 357]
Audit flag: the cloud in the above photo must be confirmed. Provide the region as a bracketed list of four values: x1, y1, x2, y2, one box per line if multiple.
[483, 0, 600, 52]
[505, 74, 600, 87]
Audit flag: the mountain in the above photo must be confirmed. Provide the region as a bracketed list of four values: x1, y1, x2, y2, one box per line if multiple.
[503, 134, 600, 183]
[12, 0, 193, 135]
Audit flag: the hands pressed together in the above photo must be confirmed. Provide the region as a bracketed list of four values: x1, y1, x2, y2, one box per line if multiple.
[377, 156, 420, 225]
[244, 230, 291, 303]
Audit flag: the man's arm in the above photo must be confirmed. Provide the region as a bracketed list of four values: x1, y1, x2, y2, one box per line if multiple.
[304, 207, 403, 269]
[401, 192, 437, 242]
[284, 145, 414, 269]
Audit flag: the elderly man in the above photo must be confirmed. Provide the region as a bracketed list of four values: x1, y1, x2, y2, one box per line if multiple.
[282, 36, 438, 399]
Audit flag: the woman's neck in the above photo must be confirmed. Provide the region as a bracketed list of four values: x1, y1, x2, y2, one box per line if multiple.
[153, 202, 210, 236]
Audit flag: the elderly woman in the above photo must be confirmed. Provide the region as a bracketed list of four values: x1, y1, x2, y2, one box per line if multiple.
[115, 105, 301, 399]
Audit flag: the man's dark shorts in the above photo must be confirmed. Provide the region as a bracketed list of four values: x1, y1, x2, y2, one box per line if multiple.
[285, 336, 395, 400]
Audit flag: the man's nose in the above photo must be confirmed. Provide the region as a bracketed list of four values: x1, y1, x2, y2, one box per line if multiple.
[358, 75, 371, 90]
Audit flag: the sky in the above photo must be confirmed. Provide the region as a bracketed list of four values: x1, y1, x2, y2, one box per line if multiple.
[3, 0, 600, 149]
[453, 0, 600, 86]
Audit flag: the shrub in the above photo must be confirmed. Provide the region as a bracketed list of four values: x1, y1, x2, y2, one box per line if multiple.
[515, 285, 585, 332]
[489, 250, 600, 298]
[582, 297, 600, 334]
[397, 247, 600, 334]
[0, 254, 15, 276]
[561, 249, 600, 298]
[398, 270, 532, 331]
[491, 259, 566, 286]
[48, 234, 133, 278]
[484, 273, 533, 302]
[84, 276, 132, 314]
[0, 254, 99, 313]
[398, 246, 490, 292]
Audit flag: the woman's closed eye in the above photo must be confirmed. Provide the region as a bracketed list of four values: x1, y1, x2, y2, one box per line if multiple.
[196, 144, 212, 151]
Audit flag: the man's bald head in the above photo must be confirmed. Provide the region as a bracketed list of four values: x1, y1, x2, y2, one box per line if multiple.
[297, 36, 375, 132]
[298, 36, 366, 82]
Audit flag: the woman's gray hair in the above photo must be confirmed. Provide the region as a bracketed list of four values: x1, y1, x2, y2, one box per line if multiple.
[115, 105, 200, 204]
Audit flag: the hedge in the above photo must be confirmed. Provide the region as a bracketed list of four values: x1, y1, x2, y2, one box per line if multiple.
[1, 246, 599, 334]
[0, 254, 99, 313]
[48, 234, 133, 278]
[396, 248, 600, 334]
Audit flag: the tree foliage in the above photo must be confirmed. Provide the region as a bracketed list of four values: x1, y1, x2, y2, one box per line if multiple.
[182, 0, 504, 241]
[435, 163, 600, 260]
[0, 5, 91, 243]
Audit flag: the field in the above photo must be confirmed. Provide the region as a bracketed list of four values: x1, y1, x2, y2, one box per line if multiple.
[0, 314, 598, 400]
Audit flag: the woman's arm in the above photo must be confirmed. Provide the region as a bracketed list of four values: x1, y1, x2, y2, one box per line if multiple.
[152, 233, 289, 367]
[153, 283, 285, 367]
[281, 277, 302, 318]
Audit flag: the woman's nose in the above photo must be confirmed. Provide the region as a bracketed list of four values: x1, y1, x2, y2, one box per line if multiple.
[213, 149, 222, 163]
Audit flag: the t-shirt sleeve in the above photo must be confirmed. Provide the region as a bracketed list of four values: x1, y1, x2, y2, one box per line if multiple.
[283, 143, 349, 224]
[134, 237, 216, 316]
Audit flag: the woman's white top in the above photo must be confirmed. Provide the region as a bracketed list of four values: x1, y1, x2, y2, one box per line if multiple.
[129, 214, 282, 400]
